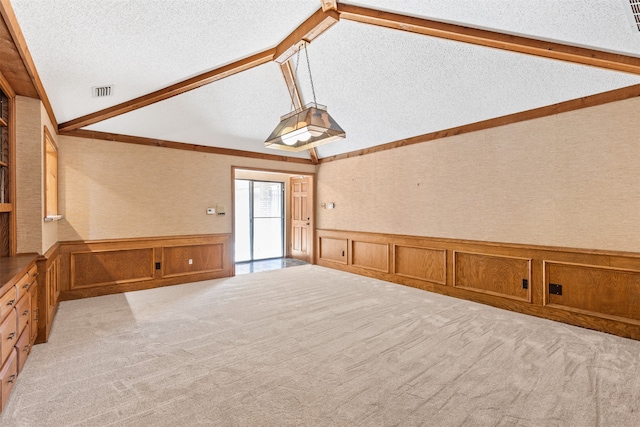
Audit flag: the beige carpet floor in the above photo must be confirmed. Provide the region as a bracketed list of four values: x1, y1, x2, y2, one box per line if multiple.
[1, 264, 639, 426]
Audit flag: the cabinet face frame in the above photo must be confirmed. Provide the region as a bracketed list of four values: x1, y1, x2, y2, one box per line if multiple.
[43, 125, 58, 218]
[0, 70, 16, 256]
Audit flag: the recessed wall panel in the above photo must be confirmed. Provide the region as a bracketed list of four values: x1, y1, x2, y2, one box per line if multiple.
[454, 251, 531, 302]
[352, 241, 389, 273]
[162, 244, 223, 278]
[545, 262, 640, 324]
[394, 245, 446, 284]
[319, 237, 347, 264]
[71, 248, 154, 289]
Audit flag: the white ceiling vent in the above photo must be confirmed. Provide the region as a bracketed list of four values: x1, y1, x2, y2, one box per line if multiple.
[92, 85, 113, 97]
[623, 0, 640, 32]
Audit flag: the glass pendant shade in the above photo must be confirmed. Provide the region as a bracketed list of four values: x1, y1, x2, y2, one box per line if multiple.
[265, 103, 345, 152]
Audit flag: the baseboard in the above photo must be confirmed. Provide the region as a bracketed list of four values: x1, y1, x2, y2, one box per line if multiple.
[58, 234, 233, 300]
[316, 229, 640, 340]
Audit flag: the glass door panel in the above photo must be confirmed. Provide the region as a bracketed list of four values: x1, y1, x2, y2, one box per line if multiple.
[234, 179, 284, 262]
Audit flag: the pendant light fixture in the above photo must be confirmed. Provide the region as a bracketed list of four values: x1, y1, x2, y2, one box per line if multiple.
[265, 43, 345, 152]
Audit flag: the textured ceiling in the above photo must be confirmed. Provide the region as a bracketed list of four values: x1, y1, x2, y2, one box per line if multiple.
[352, 0, 640, 57]
[11, 0, 320, 122]
[10, 0, 640, 160]
[85, 63, 311, 159]
[303, 21, 640, 158]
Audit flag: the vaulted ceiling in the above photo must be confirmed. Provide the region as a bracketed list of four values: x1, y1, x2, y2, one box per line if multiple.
[7, 0, 640, 161]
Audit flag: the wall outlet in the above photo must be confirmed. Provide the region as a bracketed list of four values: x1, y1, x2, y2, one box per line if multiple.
[188, 259, 193, 265]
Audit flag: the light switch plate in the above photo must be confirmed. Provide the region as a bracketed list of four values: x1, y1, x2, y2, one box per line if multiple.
[206, 208, 215, 215]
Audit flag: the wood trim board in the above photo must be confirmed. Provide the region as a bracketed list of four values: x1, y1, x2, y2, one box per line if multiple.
[274, 8, 339, 64]
[59, 129, 314, 165]
[58, 49, 276, 132]
[0, 0, 57, 127]
[319, 84, 640, 163]
[58, 78, 640, 166]
[337, 3, 640, 75]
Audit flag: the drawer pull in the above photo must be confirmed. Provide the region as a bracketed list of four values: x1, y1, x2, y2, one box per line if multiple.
[7, 332, 15, 340]
[23, 309, 29, 316]
[7, 299, 15, 307]
[23, 344, 30, 353]
[22, 283, 30, 289]
[33, 272, 39, 278]
[8, 374, 16, 383]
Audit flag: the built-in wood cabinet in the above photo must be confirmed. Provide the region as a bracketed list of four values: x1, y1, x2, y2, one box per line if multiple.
[0, 255, 38, 412]
[35, 243, 59, 344]
[0, 74, 15, 257]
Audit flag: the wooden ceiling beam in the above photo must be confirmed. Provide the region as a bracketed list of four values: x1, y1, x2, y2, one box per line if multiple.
[279, 62, 303, 110]
[338, 3, 640, 76]
[320, 0, 338, 12]
[58, 48, 276, 132]
[60, 129, 314, 165]
[308, 146, 319, 164]
[0, 0, 57, 127]
[319, 83, 640, 163]
[59, 7, 338, 133]
[274, 7, 339, 64]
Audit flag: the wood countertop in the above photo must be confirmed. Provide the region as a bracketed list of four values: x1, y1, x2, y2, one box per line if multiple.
[0, 254, 38, 292]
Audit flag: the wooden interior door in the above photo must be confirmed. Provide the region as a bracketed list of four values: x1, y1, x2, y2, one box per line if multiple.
[291, 176, 313, 263]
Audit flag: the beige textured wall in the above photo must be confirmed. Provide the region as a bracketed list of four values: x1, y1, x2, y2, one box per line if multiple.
[317, 97, 640, 253]
[58, 136, 316, 241]
[41, 102, 58, 253]
[15, 96, 42, 254]
[15, 97, 59, 254]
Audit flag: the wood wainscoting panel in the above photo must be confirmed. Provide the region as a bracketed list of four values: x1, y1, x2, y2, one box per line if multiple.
[454, 252, 531, 302]
[316, 228, 640, 340]
[394, 245, 446, 284]
[70, 248, 154, 289]
[545, 261, 640, 325]
[351, 241, 389, 273]
[318, 237, 347, 264]
[59, 234, 232, 300]
[162, 244, 224, 278]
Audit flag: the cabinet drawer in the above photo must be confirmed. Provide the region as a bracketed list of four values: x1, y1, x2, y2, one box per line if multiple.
[0, 349, 17, 412]
[0, 309, 17, 367]
[15, 273, 30, 302]
[15, 295, 30, 337]
[15, 328, 29, 374]
[0, 287, 16, 323]
[27, 265, 37, 282]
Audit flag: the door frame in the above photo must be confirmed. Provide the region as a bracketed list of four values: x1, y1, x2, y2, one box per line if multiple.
[231, 166, 316, 276]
